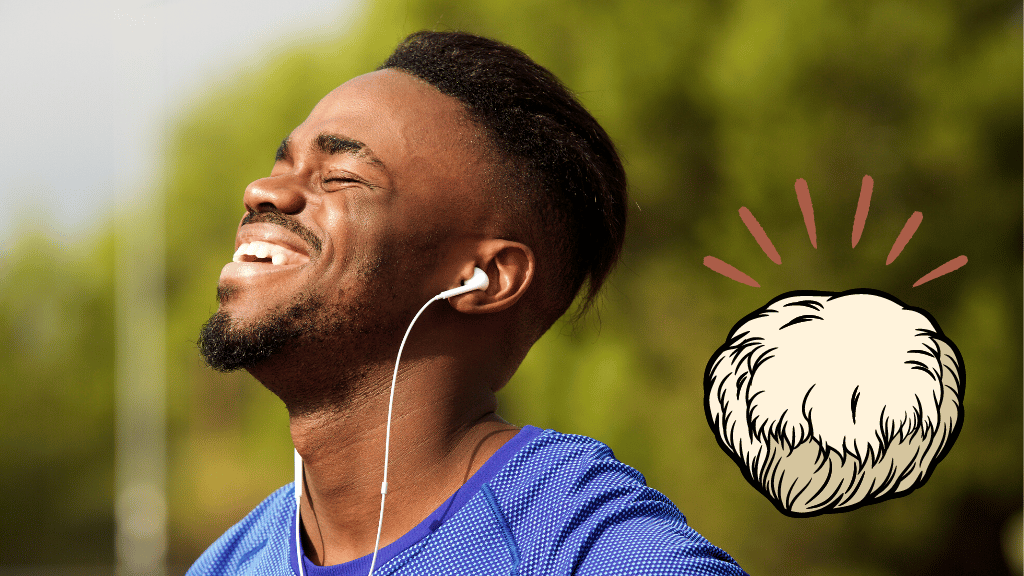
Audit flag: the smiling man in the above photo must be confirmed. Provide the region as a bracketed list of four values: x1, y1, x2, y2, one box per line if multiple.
[188, 31, 746, 576]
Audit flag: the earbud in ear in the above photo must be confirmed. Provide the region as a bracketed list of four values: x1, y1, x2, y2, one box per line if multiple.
[436, 267, 489, 300]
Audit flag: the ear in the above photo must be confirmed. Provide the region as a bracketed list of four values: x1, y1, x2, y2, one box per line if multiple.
[448, 240, 534, 314]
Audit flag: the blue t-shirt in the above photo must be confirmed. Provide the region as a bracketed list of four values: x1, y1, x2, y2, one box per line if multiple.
[188, 427, 747, 575]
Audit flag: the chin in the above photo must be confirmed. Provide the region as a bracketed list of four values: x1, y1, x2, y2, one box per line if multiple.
[197, 287, 317, 373]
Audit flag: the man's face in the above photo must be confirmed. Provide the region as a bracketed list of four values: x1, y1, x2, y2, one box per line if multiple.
[199, 69, 491, 374]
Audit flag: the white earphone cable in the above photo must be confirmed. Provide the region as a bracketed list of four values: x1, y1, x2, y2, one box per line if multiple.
[366, 293, 443, 576]
[293, 268, 486, 576]
[294, 448, 305, 576]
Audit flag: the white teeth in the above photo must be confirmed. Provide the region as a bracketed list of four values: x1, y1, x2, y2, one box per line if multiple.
[231, 240, 302, 265]
[232, 243, 249, 263]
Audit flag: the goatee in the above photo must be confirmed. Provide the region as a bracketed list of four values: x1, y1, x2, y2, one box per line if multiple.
[197, 292, 318, 372]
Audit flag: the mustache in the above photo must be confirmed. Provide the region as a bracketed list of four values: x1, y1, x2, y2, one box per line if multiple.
[241, 208, 323, 256]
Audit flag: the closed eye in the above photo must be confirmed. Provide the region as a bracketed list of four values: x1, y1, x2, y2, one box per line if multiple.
[322, 172, 382, 192]
[322, 174, 366, 191]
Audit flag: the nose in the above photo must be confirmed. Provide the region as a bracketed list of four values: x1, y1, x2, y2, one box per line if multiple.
[243, 174, 306, 215]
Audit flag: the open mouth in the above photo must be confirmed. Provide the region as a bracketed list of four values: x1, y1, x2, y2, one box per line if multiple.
[232, 240, 309, 266]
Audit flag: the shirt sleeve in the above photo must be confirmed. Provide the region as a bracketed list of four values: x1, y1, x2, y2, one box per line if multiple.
[557, 459, 747, 576]
[494, 432, 748, 576]
[570, 492, 748, 575]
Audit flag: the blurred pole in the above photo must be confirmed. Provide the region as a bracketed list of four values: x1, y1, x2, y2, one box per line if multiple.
[115, 219, 168, 574]
[114, 2, 169, 574]
[114, 142, 169, 573]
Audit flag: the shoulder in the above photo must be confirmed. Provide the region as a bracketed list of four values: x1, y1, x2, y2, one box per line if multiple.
[186, 484, 298, 576]
[487, 430, 748, 576]
[486, 429, 659, 514]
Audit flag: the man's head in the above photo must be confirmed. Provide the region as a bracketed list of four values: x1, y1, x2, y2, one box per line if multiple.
[199, 32, 627, 396]
[380, 31, 627, 326]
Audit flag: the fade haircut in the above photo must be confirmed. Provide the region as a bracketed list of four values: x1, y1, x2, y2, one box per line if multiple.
[379, 31, 627, 328]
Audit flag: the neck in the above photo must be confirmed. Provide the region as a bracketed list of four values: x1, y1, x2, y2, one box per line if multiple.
[285, 355, 519, 567]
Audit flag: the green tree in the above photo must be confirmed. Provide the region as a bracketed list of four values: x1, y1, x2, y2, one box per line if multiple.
[0, 231, 117, 564]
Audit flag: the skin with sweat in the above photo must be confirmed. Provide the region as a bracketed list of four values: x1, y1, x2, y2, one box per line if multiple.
[215, 68, 539, 566]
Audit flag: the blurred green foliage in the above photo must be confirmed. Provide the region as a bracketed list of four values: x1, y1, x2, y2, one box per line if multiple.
[1, 0, 1019, 574]
[0, 232, 117, 563]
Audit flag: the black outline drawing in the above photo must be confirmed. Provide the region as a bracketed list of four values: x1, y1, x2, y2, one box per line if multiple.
[703, 288, 965, 517]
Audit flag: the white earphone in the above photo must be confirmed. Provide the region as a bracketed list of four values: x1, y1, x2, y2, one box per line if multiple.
[294, 267, 490, 576]
[435, 266, 490, 300]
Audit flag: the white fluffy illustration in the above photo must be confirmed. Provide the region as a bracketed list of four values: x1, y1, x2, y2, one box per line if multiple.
[704, 290, 965, 516]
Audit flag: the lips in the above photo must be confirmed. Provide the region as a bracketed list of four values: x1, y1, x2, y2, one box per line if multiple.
[219, 222, 315, 287]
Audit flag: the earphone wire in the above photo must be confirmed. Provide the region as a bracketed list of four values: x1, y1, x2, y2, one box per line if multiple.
[293, 269, 485, 576]
[294, 448, 305, 576]
[366, 293, 444, 576]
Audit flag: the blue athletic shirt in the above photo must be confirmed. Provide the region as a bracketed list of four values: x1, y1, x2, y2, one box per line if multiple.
[187, 426, 747, 575]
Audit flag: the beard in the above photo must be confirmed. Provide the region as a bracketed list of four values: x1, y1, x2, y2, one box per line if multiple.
[197, 288, 322, 372]
[197, 286, 399, 416]
[197, 246, 431, 365]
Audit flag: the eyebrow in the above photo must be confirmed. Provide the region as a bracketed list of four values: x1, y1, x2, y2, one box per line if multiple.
[275, 134, 385, 170]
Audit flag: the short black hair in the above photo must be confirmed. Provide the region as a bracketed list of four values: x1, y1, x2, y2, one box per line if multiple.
[379, 31, 627, 326]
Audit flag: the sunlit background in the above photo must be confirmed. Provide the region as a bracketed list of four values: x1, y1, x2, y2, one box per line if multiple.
[1, 0, 1020, 574]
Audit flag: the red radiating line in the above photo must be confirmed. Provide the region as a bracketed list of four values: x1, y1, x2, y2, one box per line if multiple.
[794, 178, 817, 248]
[703, 256, 761, 287]
[886, 211, 923, 265]
[851, 175, 873, 248]
[738, 207, 782, 264]
[913, 255, 968, 287]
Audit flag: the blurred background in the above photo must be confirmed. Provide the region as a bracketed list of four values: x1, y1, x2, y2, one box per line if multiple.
[0, 0, 1020, 574]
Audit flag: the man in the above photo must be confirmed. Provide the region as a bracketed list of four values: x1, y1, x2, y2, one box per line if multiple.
[189, 31, 746, 575]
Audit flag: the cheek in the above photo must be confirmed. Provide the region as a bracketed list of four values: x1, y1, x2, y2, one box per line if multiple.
[319, 194, 397, 279]
[315, 197, 362, 275]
